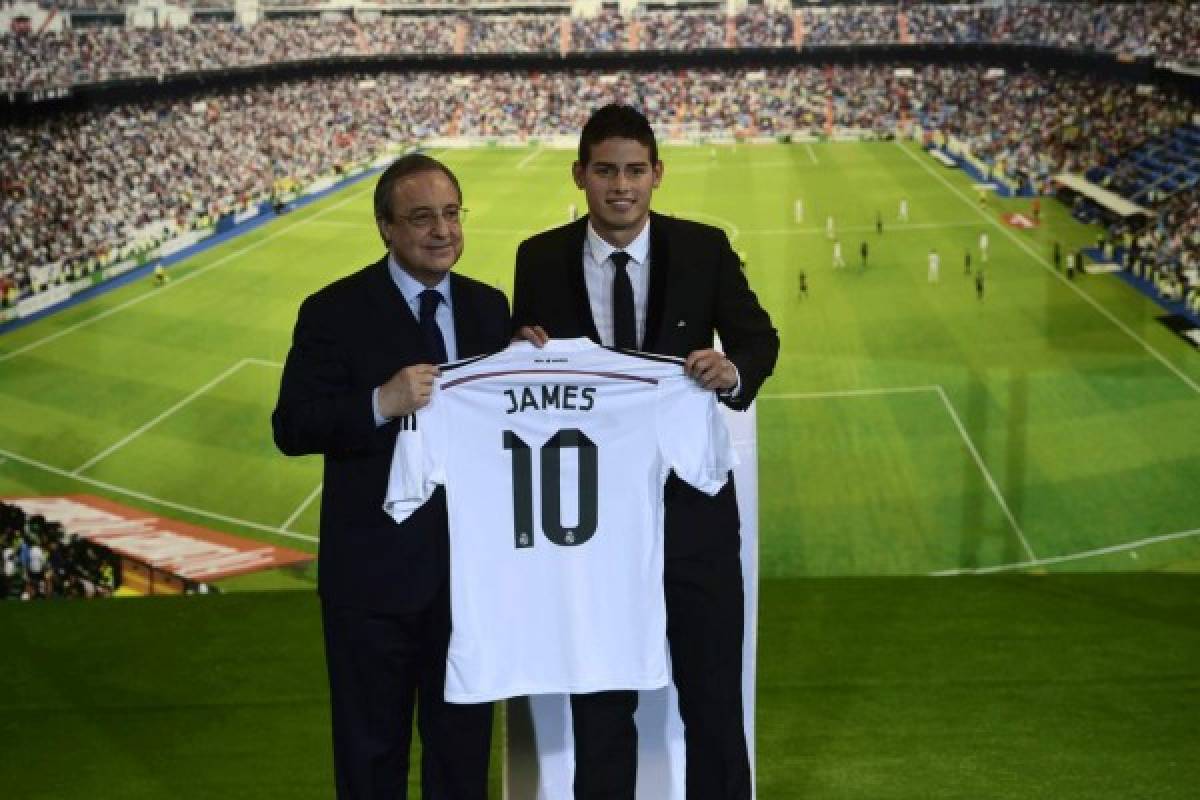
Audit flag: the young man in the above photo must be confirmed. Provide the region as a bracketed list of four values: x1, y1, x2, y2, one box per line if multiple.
[832, 239, 845, 268]
[273, 155, 509, 799]
[979, 230, 990, 263]
[898, 197, 909, 223]
[860, 240, 869, 269]
[512, 104, 779, 800]
[928, 248, 940, 283]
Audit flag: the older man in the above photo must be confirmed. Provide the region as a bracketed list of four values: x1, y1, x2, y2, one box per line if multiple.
[273, 154, 510, 799]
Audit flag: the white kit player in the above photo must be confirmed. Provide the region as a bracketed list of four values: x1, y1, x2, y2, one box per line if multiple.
[832, 239, 845, 268]
[928, 249, 940, 283]
[384, 338, 737, 703]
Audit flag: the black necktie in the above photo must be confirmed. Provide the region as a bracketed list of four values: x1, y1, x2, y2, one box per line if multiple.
[610, 251, 636, 350]
[418, 288, 448, 364]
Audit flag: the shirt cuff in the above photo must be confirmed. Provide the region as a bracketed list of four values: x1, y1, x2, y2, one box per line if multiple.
[718, 366, 742, 402]
[372, 386, 389, 427]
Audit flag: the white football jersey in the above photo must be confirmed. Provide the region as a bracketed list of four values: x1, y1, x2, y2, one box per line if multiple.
[384, 338, 737, 703]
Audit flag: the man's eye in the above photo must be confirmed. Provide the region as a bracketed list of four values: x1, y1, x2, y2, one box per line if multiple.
[409, 212, 435, 226]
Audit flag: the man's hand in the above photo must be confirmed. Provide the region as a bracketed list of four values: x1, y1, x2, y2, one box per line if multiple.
[378, 364, 440, 418]
[684, 349, 737, 391]
[513, 325, 549, 347]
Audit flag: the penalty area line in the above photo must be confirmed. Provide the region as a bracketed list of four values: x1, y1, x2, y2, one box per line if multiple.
[759, 385, 1037, 563]
[932, 526, 1200, 575]
[0, 444, 317, 545]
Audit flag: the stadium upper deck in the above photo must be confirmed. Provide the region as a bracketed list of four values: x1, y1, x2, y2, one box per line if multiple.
[2, 2, 1198, 92]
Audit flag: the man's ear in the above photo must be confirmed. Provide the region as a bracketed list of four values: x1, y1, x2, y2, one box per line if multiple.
[375, 216, 390, 246]
[572, 161, 586, 190]
[652, 160, 664, 189]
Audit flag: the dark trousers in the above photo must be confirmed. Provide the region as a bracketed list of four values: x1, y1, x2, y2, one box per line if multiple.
[572, 481, 751, 800]
[321, 588, 493, 800]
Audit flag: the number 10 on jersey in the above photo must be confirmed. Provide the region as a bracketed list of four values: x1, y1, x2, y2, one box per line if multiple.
[503, 428, 598, 549]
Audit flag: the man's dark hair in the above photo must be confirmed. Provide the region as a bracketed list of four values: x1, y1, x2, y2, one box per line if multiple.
[577, 104, 659, 167]
[373, 153, 462, 224]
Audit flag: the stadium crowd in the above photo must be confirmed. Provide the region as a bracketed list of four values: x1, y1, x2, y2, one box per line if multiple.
[468, 12, 559, 54]
[3, 63, 1197, 305]
[3, 3, 1199, 92]
[1124, 188, 1200, 310]
[1, 502, 118, 600]
[2, 76, 393, 297]
[804, 5, 897, 46]
[639, 9, 724, 52]
[917, 66, 1193, 194]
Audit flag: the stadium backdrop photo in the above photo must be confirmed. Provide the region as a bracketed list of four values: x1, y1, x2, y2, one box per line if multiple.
[3, 1, 1200, 798]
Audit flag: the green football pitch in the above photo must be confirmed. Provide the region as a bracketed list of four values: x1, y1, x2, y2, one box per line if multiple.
[3, 141, 1200, 798]
[2, 141, 1198, 579]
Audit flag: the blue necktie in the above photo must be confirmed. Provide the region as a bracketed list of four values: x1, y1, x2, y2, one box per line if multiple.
[418, 289, 448, 364]
[610, 251, 636, 350]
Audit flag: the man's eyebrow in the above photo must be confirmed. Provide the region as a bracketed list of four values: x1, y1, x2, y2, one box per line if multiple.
[592, 161, 649, 168]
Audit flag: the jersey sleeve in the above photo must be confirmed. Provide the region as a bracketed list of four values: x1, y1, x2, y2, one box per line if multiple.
[383, 387, 448, 524]
[656, 376, 739, 495]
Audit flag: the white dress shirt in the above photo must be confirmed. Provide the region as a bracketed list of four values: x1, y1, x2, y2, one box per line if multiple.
[372, 255, 457, 425]
[583, 221, 652, 348]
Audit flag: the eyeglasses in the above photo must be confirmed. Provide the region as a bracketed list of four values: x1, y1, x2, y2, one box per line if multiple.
[395, 207, 468, 230]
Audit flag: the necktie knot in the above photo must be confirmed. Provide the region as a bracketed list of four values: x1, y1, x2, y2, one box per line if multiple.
[610, 251, 632, 271]
[419, 288, 442, 321]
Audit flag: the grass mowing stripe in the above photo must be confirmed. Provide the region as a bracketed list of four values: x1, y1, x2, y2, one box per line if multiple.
[748, 221, 980, 235]
[675, 209, 741, 241]
[760, 385, 1038, 564]
[74, 359, 254, 475]
[760, 385, 938, 400]
[0, 181, 374, 365]
[0, 444, 318, 545]
[895, 140, 1200, 396]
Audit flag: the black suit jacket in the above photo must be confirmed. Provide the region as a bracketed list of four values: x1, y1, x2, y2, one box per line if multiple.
[513, 213, 778, 554]
[273, 258, 511, 612]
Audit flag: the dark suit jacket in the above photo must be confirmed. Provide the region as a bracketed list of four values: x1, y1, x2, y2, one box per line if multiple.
[273, 258, 511, 612]
[513, 213, 778, 554]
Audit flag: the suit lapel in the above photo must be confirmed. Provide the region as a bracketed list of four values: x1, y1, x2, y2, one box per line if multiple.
[365, 257, 418, 328]
[449, 274, 484, 358]
[643, 212, 670, 352]
[566, 218, 601, 343]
